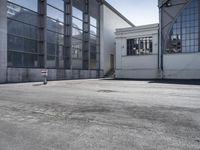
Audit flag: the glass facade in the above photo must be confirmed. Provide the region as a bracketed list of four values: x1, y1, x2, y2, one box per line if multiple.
[46, 0, 65, 68]
[71, 0, 84, 69]
[166, 0, 200, 54]
[127, 37, 153, 55]
[7, 0, 43, 68]
[89, 0, 100, 69]
[7, 0, 101, 70]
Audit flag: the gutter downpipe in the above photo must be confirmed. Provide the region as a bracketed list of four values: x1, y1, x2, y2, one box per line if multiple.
[159, 2, 164, 79]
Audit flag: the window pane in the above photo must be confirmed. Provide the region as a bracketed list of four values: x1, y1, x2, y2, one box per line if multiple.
[89, 0, 100, 19]
[24, 54, 38, 67]
[8, 0, 38, 12]
[47, 31, 64, 45]
[47, 5, 64, 22]
[47, 0, 64, 11]
[7, 18, 38, 39]
[23, 24, 38, 39]
[47, 43, 56, 56]
[90, 17, 97, 27]
[8, 35, 24, 51]
[72, 7, 83, 20]
[47, 56, 56, 68]
[90, 42, 96, 53]
[72, 27, 83, 40]
[13, 52, 23, 67]
[72, 17, 83, 30]
[24, 39, 38, 53]
[72, 0, 84, 13]
[127, 37, 152, 55]
[8, 19, 23, 36]
[90, 25, 97, 35]
[72, 38, 82, 50]
[7, 3, 39, 26]
[47, 17, 64, 34]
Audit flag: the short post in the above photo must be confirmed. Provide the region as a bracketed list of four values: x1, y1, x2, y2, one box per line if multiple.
[41, 69, 48, 85]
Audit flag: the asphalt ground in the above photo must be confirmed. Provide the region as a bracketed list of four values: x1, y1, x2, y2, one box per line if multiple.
[0, 79, 200, 150]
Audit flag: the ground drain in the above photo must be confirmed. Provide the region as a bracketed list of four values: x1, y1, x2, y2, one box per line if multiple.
[32, 83, 45, 86]
[97, 90, 117, 93]
[195, 139, 200, 143]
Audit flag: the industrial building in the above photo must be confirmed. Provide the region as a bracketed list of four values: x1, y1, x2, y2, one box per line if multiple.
[0, 0, 133, 83]
[1, 0, 200, 83]
[116, 0, 200, 79]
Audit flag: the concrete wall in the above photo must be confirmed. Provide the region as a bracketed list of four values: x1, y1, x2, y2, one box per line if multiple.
[163, 53, 200, 79]
[6, 68, 103, 83]
[100, 4, 133, 75]
[0, 0, 7, 83]
[115, 24, 159, 79]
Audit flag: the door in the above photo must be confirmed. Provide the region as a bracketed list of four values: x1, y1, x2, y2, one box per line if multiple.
[110, 54, 114, 70]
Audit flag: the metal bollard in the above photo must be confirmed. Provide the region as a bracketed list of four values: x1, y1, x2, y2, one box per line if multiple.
[41, 69, 48, 85]
[43, 75, 47, 85]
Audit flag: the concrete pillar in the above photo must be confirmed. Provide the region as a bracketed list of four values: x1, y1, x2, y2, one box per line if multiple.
[0, 0, 7, 83]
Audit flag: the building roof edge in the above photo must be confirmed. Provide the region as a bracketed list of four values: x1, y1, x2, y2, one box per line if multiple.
[101, 1, 135, 27]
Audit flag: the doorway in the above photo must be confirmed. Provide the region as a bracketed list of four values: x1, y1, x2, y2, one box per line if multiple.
[110, 54, 114, 70]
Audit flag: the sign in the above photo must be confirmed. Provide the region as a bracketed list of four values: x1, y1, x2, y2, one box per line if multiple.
[41, 69, 48, 76]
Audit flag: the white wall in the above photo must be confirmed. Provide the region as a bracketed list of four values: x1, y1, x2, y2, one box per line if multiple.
[163, 53, 200, 79]
[115, 24, 159, 79]
[100, 5, 132, 75]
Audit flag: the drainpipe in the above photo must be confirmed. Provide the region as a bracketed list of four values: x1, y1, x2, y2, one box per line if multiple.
[159, 5, 164, 79]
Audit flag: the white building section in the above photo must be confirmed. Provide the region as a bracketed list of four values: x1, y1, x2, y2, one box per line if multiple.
[115, 24, 159, 79]
[100, 2, 134, 75]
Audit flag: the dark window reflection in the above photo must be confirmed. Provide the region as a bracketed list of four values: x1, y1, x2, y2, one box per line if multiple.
[127, 37, 153, 55]
[8, 0, 38, 12]
[7, 2, 43, 68]
[166, 0, 199, 54]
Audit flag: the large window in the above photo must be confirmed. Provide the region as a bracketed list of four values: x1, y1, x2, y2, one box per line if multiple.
[7, 0, 101, 70]
[71, 0, 84, 69]
[127, 37, 153, 55]
[46, 0, 65, 68]
[89, 0, 100, 70]
[166, 0, 200, 54]
[7, 1, 43, 68]
[8, 0, 38, 12]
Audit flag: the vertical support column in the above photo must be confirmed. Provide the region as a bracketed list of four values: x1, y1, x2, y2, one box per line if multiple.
[38, 0, 47, 69]
[198, 0, 200, 52]
[159, 4, 164, 79]
[99, 4, 105, 74]
[82, 0, 90, 70]
[0, 0, 7, 83]
[65, 0, 72, 69]
[96, 2, 101, 74]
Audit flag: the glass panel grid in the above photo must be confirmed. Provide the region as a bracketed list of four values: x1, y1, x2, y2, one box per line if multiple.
[166, 0, 199, 54]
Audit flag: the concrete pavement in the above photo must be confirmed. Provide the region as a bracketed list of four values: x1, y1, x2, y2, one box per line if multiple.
[0, 79, 200, 150]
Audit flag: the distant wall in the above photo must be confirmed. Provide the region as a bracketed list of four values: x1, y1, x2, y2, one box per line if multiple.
[100, 4, 133, 75]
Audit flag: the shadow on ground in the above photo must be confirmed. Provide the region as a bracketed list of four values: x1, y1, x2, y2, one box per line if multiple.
[148, 80, 200, 85]
[100, 78, 200, 85]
